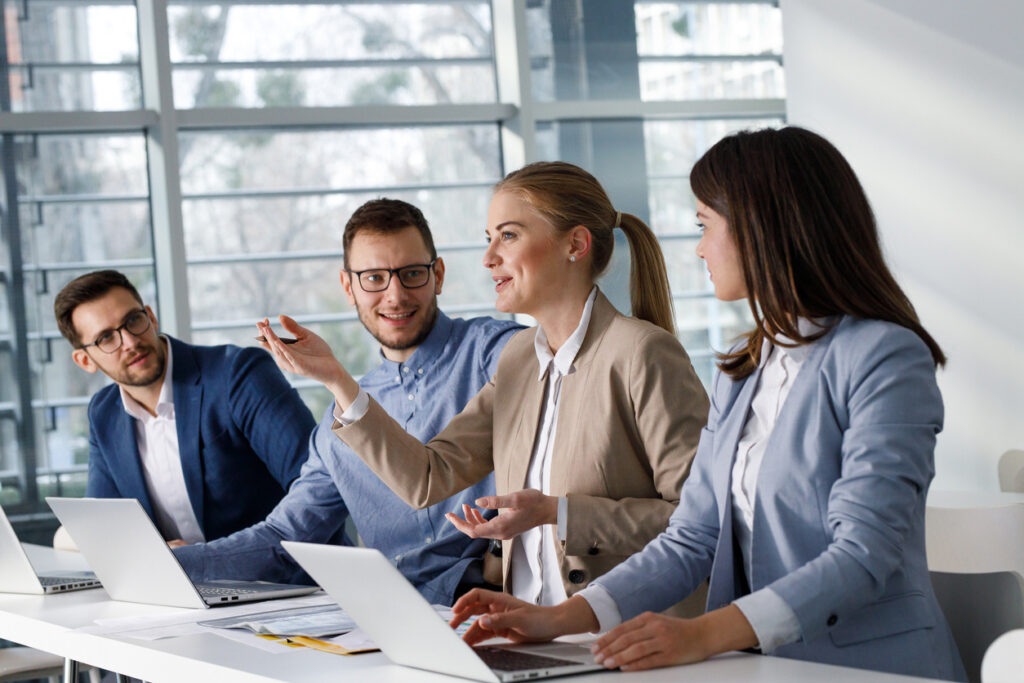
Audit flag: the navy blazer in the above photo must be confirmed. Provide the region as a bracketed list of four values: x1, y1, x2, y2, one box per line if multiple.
[594, 316, 966, 681]
[85, 336, 316, 542]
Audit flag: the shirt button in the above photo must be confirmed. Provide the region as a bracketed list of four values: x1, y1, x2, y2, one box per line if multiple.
[408, 394, 414, 401]
[826, 614, 838, 627]
[395, 377, 401, 383]
[417, 368, 424, 374]
[403, 367, 410, 373]
[425, 536, 432, 543]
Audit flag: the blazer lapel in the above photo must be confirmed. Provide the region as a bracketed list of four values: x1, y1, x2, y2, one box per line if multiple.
[547, 295, 615, 495]
[506, 365, 546, 493]
[711, 366, 762, 519]
[170, 338, 206, 535]
[112, 408, 154, 518]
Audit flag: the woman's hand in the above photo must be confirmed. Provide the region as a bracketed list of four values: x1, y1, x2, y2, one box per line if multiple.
[445, 489, 558, 540]
[450, 591, 599, 646]
[256, 315, 360, 408]
[591, 605, 757, 671]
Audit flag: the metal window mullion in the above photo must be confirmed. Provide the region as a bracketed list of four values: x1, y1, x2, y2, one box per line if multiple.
[181, 179, 499, 202]
[0, 11, 40, 509]
[172, 56, 492, 71]
[492, 0, 535, 170]
[137, 0, 191, 340]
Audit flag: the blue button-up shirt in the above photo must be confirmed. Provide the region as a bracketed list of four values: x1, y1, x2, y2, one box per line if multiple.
[174, 312, 521, 605]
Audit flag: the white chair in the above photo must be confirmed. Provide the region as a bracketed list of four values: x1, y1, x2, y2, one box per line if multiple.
[927, 500, 1024, 683]
[997, 450, 1024, 492]
[981, 628, 1024, 683]
[0, 647, 63, 682]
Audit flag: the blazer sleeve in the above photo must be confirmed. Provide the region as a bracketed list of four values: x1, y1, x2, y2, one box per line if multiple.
[333, 378, 497, 510]
[563, 328, 710, 556]
[227, 348, 317, 488]
[84, 402, 120, 498]
[766, 326, 942, 643]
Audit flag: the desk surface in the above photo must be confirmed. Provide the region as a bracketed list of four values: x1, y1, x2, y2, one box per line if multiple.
[3, 545, 944, 683]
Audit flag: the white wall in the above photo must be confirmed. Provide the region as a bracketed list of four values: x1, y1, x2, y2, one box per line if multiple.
[781, 0, 1024, 490]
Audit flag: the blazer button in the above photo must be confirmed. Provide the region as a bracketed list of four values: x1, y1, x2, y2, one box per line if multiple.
[488, 540, 502, 558]
[587, 546, 599, 556]
[568, 569, 586, 584]
[826, 614, 838, 627]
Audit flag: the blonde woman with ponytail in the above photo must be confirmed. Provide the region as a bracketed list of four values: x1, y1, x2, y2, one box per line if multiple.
[258, 161, 709, 611]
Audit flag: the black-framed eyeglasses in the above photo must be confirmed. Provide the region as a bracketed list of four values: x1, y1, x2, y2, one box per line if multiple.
[346, 260, 437, 293]
[78, 309, 152, 354]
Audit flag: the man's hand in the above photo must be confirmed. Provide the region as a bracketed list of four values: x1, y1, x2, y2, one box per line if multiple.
[445, 489, 557, 540]
[591, 605, 757, 671]
[256, 315, 360, 408]
[450, 591, 598, 646]
[167, 539, 187, 548]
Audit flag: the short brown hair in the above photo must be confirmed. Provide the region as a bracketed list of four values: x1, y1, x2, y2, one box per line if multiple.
[690, 126, 945, 378]
[54, 270, 144, 347]
[342, 198, 436, 268]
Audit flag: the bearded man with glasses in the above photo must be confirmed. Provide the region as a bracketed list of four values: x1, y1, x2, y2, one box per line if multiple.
[54, 270, 316, 546]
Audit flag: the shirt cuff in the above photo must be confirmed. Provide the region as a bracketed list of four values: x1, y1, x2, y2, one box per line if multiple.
[556, 496, 568, 540]
[333, 389, 369, 426]
[732, 588, 801, 653]
[576, 584, 623, 633]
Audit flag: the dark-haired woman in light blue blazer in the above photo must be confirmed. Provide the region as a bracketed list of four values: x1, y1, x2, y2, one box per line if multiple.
[449, 126, 967, 682]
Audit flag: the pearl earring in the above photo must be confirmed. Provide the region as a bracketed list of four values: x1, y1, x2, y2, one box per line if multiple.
[569, 255, 576, 262]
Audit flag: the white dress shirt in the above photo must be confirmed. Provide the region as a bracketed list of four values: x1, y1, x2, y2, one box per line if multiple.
[509, 287, 598, 606]
[579, 320, 821, 650]
[119, 338, 205, 544]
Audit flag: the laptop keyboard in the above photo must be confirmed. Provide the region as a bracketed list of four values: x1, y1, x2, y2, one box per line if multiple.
[196, 582, 294, 597]
[475, 647, 579, 672]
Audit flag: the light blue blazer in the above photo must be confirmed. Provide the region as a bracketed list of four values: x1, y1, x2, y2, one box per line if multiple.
[594, 316, 966, 681]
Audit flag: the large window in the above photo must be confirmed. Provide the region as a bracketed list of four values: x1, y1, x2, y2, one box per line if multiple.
[1, 0, 784, 527]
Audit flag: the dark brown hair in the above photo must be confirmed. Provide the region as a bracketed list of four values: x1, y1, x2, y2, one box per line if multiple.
[54, 270, 145, 347]
[342, 198, 436, 268]
[690, 126, 945, 378]
[495, 161, 674, 334]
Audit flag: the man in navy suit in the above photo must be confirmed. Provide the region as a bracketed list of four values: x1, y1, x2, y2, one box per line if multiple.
[54, 270, 315, 544]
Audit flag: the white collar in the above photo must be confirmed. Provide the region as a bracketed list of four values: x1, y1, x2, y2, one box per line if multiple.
[120, 336, 174, 422]
[758, 317, 827, 368]
[534, 287, 599, 381]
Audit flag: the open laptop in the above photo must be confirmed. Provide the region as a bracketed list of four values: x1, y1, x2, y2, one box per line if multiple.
[47, 497, 318, 609]
[0, 504, 100, 594]
[283, 541, 604, 682]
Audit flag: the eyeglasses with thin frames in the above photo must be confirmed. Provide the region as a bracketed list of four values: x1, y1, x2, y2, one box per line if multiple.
[345, 260, 437, 293]
[78, 309, 153, 354]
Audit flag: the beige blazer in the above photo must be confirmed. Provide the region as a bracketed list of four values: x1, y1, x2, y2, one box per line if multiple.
[335, 292, 710, 612]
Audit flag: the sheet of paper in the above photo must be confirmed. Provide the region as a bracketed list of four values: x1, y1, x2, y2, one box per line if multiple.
[198, 603, 356, 637]
[79, 593, 335, 640]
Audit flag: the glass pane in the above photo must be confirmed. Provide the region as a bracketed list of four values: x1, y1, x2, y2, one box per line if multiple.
[2, 3, 141, 112]
[168, 2, 495, 108]
[528, 1, 783, 102]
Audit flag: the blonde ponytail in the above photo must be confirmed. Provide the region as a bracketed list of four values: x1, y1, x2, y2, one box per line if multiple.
[617, 213, 675, 334]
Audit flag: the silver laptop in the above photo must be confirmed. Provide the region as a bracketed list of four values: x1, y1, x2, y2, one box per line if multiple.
[283, 541, 604, 682]
[47, 497, 318, 608]
[0, 504, 100, 594]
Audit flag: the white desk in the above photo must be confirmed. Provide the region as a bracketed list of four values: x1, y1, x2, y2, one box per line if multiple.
[3, 545, 944, 683]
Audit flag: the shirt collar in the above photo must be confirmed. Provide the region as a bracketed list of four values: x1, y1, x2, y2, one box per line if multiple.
[376, 309, 453, 373]
[534, 286, 599, 381]
[120, 335, 174, 421]
[759, 317, 827, 367]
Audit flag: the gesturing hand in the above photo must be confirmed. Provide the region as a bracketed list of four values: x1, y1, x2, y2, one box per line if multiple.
[256, 315, 347, 387]
[445, 489, 558, 540]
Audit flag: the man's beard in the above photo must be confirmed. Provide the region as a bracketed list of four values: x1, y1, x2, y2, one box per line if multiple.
[360, 299, 439, 354]
[107, 342, 167, 387]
